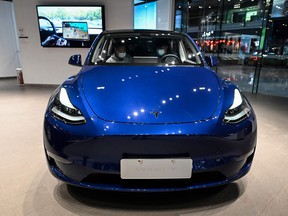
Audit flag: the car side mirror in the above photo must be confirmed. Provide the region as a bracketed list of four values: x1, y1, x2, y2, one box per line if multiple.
[69, 54, 82, 67]
[205, 56, 219, 67]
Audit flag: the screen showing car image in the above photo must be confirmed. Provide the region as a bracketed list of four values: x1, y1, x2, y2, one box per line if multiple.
[62, 21, 89, 41]
[36, 5, 105, 47]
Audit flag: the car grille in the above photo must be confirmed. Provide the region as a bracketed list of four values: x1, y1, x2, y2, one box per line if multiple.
[80, 172, 227, 189]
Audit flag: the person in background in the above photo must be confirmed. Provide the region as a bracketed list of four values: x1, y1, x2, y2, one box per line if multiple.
[156, 40, 180, 64]
[156, 43, 169, 57]
[106, 43, 132, 63]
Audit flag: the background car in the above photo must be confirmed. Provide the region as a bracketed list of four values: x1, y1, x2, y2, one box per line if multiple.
[243, 51, 288, 67]
[43, 30, 257, 192]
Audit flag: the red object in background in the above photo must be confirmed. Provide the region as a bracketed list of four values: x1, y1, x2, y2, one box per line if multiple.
[16, 68, 24, 86]
[250, 56, 259, 61]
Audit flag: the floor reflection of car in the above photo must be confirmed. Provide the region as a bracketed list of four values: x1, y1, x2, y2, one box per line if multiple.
[243, 52, 288, 67]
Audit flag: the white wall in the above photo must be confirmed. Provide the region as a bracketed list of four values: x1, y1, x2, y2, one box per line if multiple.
[13, 0, 134, 85]
[0, 1, 21, 78]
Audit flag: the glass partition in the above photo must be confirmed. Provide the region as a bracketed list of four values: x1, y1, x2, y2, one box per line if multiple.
[257, 1, 288, 97]
[175, 0, 288, 98]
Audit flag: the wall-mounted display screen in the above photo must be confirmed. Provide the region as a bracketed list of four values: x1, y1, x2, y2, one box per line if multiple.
[134, 1, 156, 29]
[36, 5, 105, 47]
[62, 21, 89, 41]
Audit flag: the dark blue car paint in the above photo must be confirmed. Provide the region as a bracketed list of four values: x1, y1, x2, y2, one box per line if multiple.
[81, 65, 220, 124]
[44, 30, 257, 192]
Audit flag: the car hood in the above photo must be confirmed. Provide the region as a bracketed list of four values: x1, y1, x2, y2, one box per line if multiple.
[81, 66, 220, 124]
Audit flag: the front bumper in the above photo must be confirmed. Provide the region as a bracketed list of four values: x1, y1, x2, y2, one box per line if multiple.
[44, 118, 257, 192]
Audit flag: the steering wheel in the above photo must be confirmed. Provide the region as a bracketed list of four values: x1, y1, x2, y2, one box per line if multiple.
[160, 54, 181, 64]
[38, 16, 68, 46]
[38, 16, 57, 43]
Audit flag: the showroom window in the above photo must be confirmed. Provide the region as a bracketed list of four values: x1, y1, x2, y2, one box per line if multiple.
[257, 0, 288, 97]
[175, 0, 288, 98]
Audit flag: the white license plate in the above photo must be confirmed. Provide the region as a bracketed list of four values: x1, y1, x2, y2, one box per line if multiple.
[120, 158, 192, 179]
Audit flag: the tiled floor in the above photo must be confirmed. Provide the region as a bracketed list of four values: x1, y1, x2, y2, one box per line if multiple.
[0, 78, 288, 216]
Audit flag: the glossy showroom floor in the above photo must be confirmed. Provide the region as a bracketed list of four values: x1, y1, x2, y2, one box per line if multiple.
[0, 78, 288, 216]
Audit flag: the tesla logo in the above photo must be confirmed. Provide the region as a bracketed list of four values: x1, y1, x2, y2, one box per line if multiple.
[151, 111, 162, 119]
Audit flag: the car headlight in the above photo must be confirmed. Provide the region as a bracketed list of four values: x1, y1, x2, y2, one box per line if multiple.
[224, 89, 250, 124]
[51, 87, 86, 124]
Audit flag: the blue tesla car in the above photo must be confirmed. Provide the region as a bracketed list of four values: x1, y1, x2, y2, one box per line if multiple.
[44, 30, 257, 192]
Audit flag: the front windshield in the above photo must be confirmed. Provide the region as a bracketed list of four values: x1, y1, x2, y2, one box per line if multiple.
[90, 32, 204, 66]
